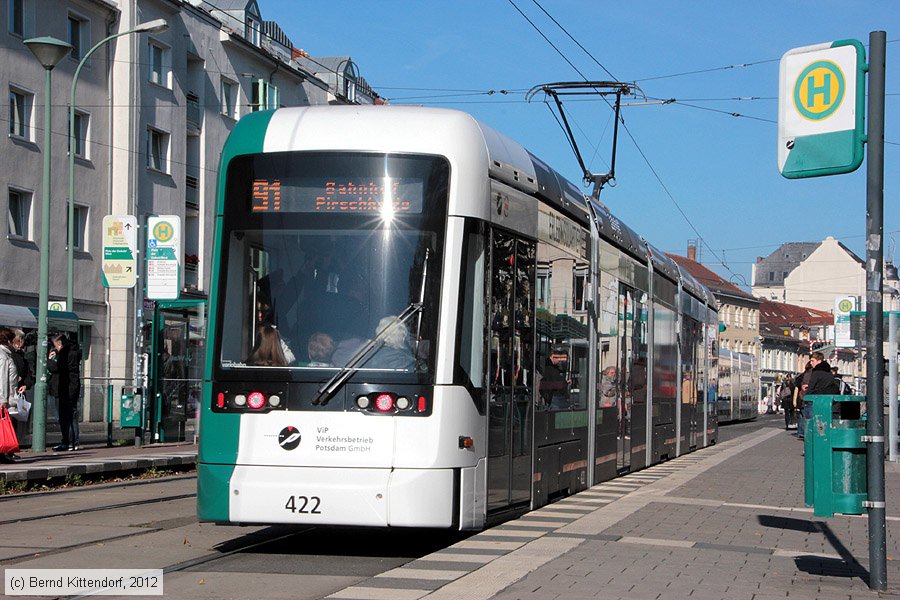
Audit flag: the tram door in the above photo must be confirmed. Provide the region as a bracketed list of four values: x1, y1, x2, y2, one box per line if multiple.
[616, 286, 633, 471]
[617, 285, 647, 472]
[486, 229, 535, 513]
[149, 300, 206, 442]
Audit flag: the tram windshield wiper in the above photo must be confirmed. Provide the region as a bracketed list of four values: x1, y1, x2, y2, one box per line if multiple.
[311, 301, 423, 407]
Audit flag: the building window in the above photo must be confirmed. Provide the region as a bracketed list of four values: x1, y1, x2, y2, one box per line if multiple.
[147, 127, 169, 173]
[148, 41, 170, 87]
[8, 189, 32, 239]
[782, 271, 788, 279]
[69, 204, 88, 251]
[9, 0, 23, 35]
[69, 109, 89, 158]
[221, 78, 237, 118]
[8, 87, 33, 139]
[67, 13, 88, 60]
[246, 17, 260, 46]
[768, 271, 775, 282]
[251, 79, 279, 111]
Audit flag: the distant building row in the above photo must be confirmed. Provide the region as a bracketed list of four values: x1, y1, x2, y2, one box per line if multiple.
[669, 236, 900, 400]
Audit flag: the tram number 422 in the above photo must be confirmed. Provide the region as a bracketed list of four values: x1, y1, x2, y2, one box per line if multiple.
[285, 495, 322, 514]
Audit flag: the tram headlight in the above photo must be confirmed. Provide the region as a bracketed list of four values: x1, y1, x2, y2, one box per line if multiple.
[355, 395, 370, 409]
[395, 396, 411, 410]
[247, 391, 266, 409]
[233, 394, 247, 407]
[268, 394, 281, 407]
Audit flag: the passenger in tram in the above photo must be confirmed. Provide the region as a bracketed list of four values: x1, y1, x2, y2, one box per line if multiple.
[365, 316, 415, 370]
[599, 366, 618, 408]
[248, 325, 289, 367]
[307, 332, 335, 367]
[255, 297, 295, 365]
[539, 345, 571, 410]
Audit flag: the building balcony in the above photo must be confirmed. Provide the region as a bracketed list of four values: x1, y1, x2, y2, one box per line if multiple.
[185, 174, 199, 212]
[186, 94, 202, 133]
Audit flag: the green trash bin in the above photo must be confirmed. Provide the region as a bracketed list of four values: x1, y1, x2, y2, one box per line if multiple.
[120, 387, 143, 429]
[804, 394, 867, 517]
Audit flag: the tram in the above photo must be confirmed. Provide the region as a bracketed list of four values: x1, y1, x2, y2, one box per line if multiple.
[197, 106, 721, 530]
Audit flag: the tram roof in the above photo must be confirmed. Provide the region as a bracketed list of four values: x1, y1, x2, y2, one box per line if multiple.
[254, 106, 717, 303]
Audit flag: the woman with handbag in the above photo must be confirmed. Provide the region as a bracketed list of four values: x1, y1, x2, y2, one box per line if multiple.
[0, 328, 21, 463]
[9, 329, 33, 445]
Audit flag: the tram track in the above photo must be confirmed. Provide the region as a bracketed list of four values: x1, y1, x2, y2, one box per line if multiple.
[0, 472, 197, 501]
[0, 491, 197, 526]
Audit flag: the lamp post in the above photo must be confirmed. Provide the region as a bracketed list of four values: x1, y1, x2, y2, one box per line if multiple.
[24, 36, 72, 452]
[66, 18, 168, 308]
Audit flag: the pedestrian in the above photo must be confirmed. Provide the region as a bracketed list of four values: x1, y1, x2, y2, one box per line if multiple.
[777, 379, 795, 430]
[47, 334, 79, 451]
[831, 366, 852, 395]
[793, 361, 812, 439]
[9, 329, 33, 450]
[797, 352, 841, 440]
[0, 328, 20, 462]
[67, 336, 82, 450]
[806, 352, 840, 396]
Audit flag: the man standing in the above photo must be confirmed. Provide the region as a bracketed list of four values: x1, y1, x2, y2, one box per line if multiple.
[831, 366, 852, 395]
[799, 352, 841, 438]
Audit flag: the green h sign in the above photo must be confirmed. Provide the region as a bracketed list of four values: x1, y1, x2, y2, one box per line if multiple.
[778, 40, 866, 178]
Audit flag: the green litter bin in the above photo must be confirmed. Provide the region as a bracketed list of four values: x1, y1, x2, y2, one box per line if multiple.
[120, 387, 143, 429]
[804, 394, 867, 517]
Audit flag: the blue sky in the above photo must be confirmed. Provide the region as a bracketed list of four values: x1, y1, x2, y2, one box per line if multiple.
[264, 1, 897, 289]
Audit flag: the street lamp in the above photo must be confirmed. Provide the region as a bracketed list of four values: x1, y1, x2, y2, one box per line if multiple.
[24, 36, 72, 452]
[67, 18, 168, 308]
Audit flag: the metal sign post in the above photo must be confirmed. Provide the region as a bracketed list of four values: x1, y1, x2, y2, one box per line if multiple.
[864, 30, 887, 593]
[781, 31, 886, 591]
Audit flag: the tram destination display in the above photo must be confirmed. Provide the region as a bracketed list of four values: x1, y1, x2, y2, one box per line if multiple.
[250, 176, 424, 214]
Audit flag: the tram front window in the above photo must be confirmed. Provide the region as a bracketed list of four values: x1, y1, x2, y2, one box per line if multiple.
[217, 152, 448, 380]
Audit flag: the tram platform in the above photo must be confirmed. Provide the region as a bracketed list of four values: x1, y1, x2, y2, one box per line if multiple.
[0, 441, 197, 484]
[329, 420, 900, 600]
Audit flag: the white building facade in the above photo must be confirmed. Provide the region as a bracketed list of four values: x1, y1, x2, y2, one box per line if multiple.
[2, 0, 378, 434]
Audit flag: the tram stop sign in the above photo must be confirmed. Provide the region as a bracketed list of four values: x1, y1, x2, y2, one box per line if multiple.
[778, 39, 866, 179]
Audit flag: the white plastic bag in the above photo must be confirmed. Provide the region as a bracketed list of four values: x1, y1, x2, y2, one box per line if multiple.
[10, 393, 30, 423]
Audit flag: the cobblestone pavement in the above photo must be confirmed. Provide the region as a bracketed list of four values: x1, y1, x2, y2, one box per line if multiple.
[328, 423, 900, 600]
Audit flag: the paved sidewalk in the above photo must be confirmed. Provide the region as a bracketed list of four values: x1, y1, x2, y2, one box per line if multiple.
[0, 442, 197, 482]
[329, 424, 900, 600]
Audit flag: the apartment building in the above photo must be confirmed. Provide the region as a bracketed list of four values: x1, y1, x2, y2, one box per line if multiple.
[2, 0, 378, 433]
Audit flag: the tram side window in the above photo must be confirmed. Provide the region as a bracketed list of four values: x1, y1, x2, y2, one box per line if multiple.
[535, 240, 588, 411]
[597, 273, 619, 409]
[457, 228, 485, 393]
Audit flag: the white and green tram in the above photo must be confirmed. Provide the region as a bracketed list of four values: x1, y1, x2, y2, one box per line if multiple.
[198, 106, 721, 530]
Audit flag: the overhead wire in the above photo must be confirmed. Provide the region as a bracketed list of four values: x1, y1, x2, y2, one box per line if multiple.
[508, 0, 750, 285]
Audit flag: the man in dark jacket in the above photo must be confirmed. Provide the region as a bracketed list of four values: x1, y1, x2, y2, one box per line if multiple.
[798, 352, 840, 439]
[47, 335, 80, 451]
[807, 352, 840, 395]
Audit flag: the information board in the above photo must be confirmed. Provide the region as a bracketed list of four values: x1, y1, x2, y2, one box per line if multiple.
[101, 215, 137, 289]
[146, 216, 181, 300]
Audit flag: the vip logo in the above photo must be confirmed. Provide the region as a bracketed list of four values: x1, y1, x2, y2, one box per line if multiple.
[278, 426, 301, 450]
